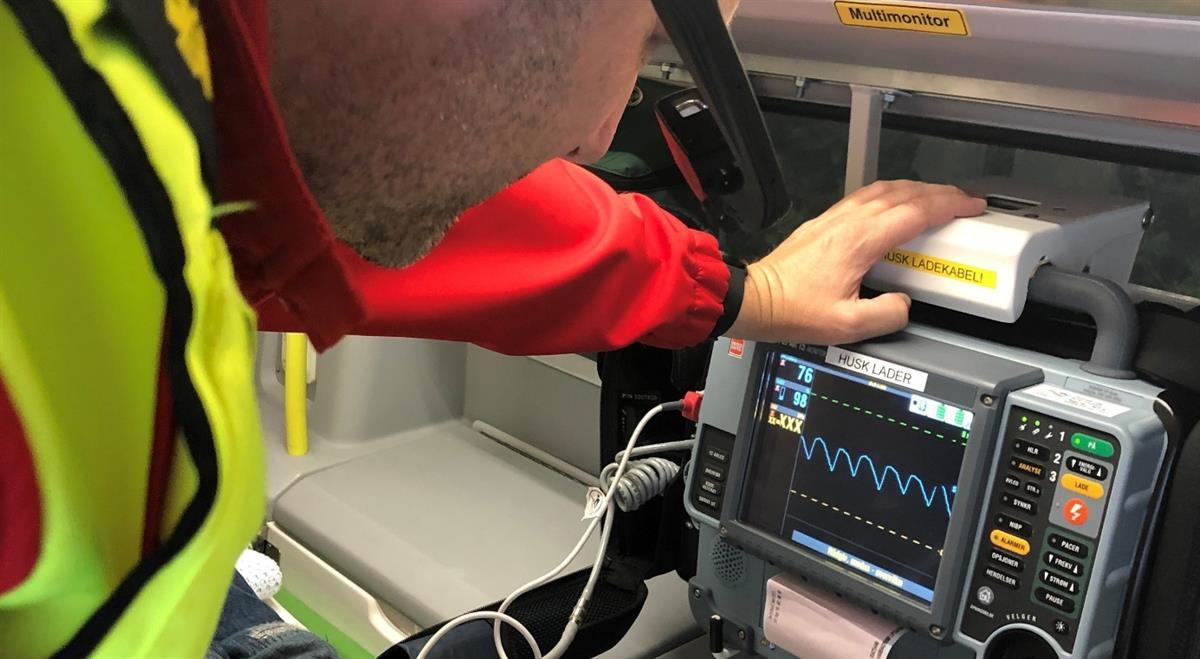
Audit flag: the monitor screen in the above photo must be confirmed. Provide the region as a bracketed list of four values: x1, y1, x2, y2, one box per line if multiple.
[739, 350, 972, 604]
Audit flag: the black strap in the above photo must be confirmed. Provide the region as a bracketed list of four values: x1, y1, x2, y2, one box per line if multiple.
[710, 265, 745, 339]
[651, 0, 791, 232]
[109, 0, 218, 194]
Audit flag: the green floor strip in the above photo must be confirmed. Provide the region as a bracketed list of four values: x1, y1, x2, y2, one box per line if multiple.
[275, 588, 376, 659]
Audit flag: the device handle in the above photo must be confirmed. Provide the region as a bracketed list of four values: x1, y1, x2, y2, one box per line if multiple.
[651, 0, 792, 232]
[1027, 266, 1139, 379]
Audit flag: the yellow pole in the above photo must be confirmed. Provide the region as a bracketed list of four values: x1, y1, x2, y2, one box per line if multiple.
[284, 332, 309, 456]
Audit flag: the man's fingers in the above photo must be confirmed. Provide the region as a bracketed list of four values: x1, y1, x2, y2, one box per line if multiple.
[824, 181, 978, 229]
[863, 190, 985, 256]
[822, 179, 908, 216]
[843, 183, 969, 224]
[750, 182, 982, 346]
[840, 293, 913, 343]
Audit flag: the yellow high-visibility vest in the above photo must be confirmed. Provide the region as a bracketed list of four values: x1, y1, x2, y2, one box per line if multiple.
[1, 1, 265, 656]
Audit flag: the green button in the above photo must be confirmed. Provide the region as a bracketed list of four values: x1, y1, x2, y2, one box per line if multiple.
[1071, 433, 1114, 458]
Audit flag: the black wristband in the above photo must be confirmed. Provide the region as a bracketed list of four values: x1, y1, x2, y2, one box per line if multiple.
[710, 265, 746, 339]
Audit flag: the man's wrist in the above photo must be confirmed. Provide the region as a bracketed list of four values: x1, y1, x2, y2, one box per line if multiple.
[710, 265, 746, 339]
[727, 263, 774, 341]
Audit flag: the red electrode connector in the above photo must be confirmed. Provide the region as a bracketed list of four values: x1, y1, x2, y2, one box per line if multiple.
[682, 391, 705, 422]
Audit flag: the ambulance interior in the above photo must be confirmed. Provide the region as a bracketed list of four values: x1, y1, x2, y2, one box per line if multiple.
[249, 1, 1200, 658]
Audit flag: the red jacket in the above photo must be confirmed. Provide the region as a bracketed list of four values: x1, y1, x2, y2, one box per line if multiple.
[203, 1, 733, 355]
[1, 0, 737, 602]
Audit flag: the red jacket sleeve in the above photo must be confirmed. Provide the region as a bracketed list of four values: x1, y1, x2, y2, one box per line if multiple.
[257, 159, 730, 355]
[203, 0, 729, 355]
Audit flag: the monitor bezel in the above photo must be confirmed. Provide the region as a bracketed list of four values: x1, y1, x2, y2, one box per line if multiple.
[720, 339, 1010, 638]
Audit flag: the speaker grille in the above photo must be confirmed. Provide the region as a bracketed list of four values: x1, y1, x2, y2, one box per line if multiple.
[712, 537, 747, 586]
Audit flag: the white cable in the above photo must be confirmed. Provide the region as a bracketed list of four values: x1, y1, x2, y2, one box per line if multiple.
[485, 433, 696, 647]
[484, 401, 685, 659]
[608, 458, 677, 512]
[598, 440, 697, 486]
[414, 611, 541, 659]
[540, 501, 617, 658]
[599, 439, 696, 512]
[624, 439, 697, 457]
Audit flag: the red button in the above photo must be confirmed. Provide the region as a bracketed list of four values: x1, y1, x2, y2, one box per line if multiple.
[1063, 498, 1089, 526]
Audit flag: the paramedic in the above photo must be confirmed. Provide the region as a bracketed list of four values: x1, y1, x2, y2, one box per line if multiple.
[0, 1, 984, 657]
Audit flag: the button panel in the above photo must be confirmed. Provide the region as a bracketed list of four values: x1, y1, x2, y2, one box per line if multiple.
[1045, 551, 1083, 577]
[1060, 497, 1090, 528]
[691, 426, 737, 517]
[1035, 587, 1076, 614]
[1011, 458, 1045, 480]
[1048, 533, 1089, 559]
[995, 514, 1032, 538]
[1065, 455, 1109, 481]
[990, 549, 1024, 572]
[1040, 569, 1079, 595]
[1014, 440, 1048, 460]
[985, 567, 1020, 589]
[1071, 433, 1114, 458]
[705, 446, 731, 464]
[1061, 473, 1104, 499]
[961, 407, 1117, 654]
[1001, 492, 1038, 515]
[1050, 453, 1110, 540]
[990, 529, 1030, 556]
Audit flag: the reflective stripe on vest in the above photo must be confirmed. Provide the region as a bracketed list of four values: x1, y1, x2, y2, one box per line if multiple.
[0, 1, 264, 656]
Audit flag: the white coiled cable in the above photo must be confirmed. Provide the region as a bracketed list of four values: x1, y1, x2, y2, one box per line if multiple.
[599, 439, 696, 513]
[604, 457, 679, 512]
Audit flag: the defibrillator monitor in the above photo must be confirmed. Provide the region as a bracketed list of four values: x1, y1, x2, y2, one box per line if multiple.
[686, 332, 1170, 658]
[738, 348, 974, 605]
[710, 338, 1033, 636]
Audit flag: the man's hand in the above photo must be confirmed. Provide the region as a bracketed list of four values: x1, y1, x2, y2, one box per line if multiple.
[728, 180, 986, 345]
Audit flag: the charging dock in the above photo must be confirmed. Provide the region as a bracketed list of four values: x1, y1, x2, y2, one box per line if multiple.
[864, 179, 1148, 322]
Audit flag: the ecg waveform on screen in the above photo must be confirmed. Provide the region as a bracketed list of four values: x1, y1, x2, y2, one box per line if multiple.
[798, 435, 956, 516]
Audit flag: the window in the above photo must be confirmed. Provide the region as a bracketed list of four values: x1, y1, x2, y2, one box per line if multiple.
[875, 129, 1200, 298]
[602, 81, 1200, 299]
[957, 0, 1200, 18]
[722, 110, 849, 261]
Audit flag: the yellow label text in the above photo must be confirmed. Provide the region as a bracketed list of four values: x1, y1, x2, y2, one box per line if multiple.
[835, 2, 970, 36]
[883, 248, 997, 288]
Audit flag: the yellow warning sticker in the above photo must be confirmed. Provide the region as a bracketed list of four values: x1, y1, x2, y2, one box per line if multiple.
[834, 2, 971, 36]
[883, 249, 996, 288]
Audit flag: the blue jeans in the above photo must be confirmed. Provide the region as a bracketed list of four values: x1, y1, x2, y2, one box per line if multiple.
[205, 572, 338, 659]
